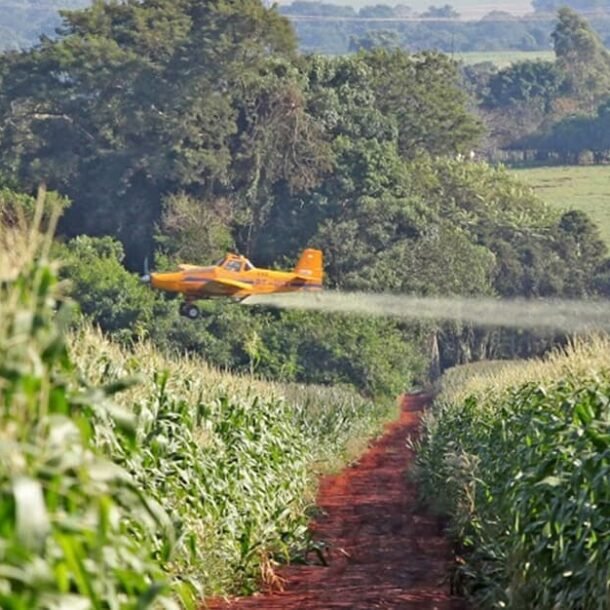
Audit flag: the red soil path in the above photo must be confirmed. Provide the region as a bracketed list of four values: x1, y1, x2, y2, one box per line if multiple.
[204, 393, 465, 610]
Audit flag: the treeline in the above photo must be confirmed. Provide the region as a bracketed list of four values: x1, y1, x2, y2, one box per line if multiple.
[275, 1, 610, 55]
[287, 11, 558, 55]
[280, 1, 458, 19]
[515, 99, 610, 162]
[533, 0, 610, 12]
[1, 0, 609, 393]
[464, 8, 610, 161]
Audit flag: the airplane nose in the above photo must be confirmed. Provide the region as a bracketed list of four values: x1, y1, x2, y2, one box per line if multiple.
[140, 274, 151, 284]
[149, 272, 182, 293]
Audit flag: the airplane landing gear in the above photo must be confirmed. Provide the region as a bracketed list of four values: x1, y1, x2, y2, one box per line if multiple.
[179, 302, 200, 320]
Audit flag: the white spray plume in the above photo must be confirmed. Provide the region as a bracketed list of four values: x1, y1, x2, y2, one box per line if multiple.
[245, 291, 610, 332]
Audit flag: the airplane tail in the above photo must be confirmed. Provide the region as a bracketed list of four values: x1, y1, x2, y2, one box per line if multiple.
[294, 248, 323, 285]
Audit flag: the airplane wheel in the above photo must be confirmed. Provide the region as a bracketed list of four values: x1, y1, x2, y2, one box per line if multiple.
[184, 303, 200, 320]
[179, 302, 189, 316]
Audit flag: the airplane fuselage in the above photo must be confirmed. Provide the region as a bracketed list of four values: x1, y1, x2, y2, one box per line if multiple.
[144, 250, 323, 318]
[151, 266, 321, 300]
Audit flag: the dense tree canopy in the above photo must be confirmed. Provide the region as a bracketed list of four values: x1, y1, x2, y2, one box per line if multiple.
[0, 0, 297, 263]
[1, 0, 608, 393]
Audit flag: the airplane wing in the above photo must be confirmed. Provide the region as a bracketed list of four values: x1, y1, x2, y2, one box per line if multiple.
[200, 278, 252, 296]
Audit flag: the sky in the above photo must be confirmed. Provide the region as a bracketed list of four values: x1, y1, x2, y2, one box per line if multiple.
[275, 0, 534, 18]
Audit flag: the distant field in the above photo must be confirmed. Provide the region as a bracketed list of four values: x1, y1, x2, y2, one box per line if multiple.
[456, 50, 555, 66]
[512, 165, 610, 246]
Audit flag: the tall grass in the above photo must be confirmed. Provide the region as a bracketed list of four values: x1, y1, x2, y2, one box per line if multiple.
[417, 336, 610, 609]
[0, 206, 396, 607]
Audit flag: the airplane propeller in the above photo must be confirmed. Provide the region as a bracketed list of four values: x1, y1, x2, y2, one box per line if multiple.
[140, 257, 151, 284]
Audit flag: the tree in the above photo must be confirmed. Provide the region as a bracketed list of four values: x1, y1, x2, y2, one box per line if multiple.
[349, 30, 401, 52]
[155, 193, 234, 266]
[420, 4, 460, 19]
[360, 50, 483, 158]
[552, 7, 610, 110]
[359, 4, 397, 18]
[485, 60, 564, 110]
[555, 209, 608, 296]
[229, 59, 333, 256]
[0, 0, 297, 265]
[58, 236, 157, 340]
[534, 0, 610, 13]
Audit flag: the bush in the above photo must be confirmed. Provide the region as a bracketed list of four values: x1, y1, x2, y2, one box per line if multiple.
[58, 235, 157, 340]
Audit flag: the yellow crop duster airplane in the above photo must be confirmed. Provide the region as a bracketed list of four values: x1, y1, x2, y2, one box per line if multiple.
[142, 249, 323, 319]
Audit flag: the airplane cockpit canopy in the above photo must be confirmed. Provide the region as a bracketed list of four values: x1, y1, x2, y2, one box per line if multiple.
[215, 254, 256, 272]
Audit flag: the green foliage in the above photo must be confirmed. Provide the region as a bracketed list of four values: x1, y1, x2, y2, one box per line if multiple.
[0, 221, 173, 608]
[552, 7, 610, 110]
[421, 4, 460, 18]
[484, 60, 564, 110]
[155, 193, 234, 266]
[0, 0, 298, 263]
[417, 360, 610, 609]
[535, 0, 610, 11]
[0, 7, 482, 267]
[0, 185, 69, 226]
[468, 10, 610, 154]
[73, 325, 397, 600]
[515, 97, 610, 162]
[58, 235, 157, 339]
[258, 310, 422, 397]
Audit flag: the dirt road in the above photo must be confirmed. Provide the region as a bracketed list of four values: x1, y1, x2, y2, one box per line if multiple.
[204, 393, 464, 610]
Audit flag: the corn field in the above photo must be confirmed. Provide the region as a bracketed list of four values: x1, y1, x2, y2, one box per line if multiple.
[0, 214, 395, 608]
[417, 337, 610, 609]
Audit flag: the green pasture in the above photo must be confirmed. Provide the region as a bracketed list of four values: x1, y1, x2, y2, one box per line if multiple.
[511, 165, 610, 247]
[455, 50, 555, 66]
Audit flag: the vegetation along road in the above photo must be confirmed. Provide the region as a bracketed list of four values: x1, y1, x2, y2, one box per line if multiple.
[205, 394, 463, 610]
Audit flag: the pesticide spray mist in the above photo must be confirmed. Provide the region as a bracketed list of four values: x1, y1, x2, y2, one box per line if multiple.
[245, 291, 610, 333]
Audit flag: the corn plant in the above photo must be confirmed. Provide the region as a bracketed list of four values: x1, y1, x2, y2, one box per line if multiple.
[0, 217, 175, 609]
[70, 326, 395, 603]
[416, 338, 610, 609]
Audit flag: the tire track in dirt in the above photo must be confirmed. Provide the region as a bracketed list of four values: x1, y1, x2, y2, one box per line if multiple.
[204, 393, 464, 610]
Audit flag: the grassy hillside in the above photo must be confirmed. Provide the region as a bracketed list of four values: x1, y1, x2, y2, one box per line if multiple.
[417, 336, 610, 608]
[512, 165, 610, 247]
